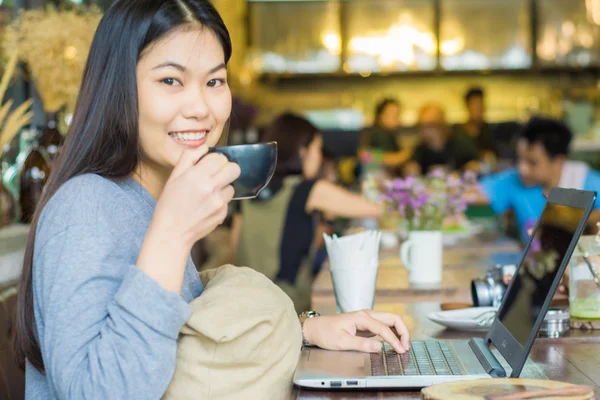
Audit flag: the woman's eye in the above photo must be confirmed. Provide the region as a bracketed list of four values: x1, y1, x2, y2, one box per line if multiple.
[162, 78, 182, 86]
[207, 79, 225, 88]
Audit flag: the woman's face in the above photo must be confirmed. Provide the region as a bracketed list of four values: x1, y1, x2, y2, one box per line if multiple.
[136, 26, 231, 176]
[301, 134, 323, 180]
[378, 103, 400, 131]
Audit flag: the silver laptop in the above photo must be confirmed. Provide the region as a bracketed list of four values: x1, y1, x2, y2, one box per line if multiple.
[294, 187, 596, 389]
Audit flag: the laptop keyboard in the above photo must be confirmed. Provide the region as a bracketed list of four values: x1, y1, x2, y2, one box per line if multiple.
[370, 340, 464, 376]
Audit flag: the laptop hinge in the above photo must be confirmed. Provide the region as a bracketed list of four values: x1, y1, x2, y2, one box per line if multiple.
[468, 338, 506, 377]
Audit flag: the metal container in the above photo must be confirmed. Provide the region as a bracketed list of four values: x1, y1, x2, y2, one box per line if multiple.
[538, 309, 570, 338]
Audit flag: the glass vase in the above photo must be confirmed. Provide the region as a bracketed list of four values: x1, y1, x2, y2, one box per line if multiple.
[569, 236, 600, 320]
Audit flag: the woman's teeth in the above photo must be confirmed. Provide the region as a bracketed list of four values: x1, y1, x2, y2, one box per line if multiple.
[170, 132, 207, 141]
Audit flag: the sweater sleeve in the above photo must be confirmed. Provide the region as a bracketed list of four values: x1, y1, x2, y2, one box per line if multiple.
[34, 223, 191, 399]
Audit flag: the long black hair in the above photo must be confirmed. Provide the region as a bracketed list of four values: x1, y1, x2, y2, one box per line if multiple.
[15, 0, 231, 373]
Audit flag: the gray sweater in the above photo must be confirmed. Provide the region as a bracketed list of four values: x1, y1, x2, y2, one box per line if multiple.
[26, 174, 204, 399]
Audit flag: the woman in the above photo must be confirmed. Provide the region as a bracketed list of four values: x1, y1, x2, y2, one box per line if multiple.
[232, 113, 385, 312]
[15, 1, 409, 398]
[358, 98, 412, 173]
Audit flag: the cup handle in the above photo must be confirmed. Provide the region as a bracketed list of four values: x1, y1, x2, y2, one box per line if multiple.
[400, 240, 414, 271]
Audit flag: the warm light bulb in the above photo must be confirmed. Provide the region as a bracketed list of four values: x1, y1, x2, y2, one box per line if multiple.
[321, 32, 341, 55]
[440, 38, 464, 56]
[64, 46, 77, 60]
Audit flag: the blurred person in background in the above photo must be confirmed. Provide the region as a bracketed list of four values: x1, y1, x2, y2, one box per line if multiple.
[231, 113, 384, 312]
[312, 148, 338, 277]
[453, 87, 497, 171]
[470, 116, 600, 241]
[358, 98, 412, 174]
[405, 103, 479, 176]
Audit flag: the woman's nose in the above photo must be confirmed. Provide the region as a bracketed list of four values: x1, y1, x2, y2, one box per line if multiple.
[182, 89, 210, 120]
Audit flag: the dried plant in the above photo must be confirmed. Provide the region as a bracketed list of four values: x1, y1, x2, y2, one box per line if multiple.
[1, 5, 102, 113]
[0, 52, 33, 150]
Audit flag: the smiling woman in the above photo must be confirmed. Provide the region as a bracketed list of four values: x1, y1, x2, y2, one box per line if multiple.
[14, 1, 241, 398]
[13, 1, 410, 399]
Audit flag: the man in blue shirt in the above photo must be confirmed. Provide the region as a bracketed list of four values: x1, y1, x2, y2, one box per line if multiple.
[476, 117, 600, 241]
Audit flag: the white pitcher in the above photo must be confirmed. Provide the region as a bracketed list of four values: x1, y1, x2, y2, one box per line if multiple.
[400, 230, 443, 287]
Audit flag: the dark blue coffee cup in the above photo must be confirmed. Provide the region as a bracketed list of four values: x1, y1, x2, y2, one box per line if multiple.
[208, 142, 277, 200]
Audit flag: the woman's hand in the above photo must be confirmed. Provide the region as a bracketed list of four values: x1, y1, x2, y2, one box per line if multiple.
[137, 145, 240, 293]
[154, 145, 241, 248]
[302, 310, 410, 354]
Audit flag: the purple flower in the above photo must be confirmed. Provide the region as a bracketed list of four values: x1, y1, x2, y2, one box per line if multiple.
[447, 197, 467, 215]
[380, 193, 393, 203]
[413, 182, 427, 194]
[389, 176, 416, 190]
[463, 170, 478, 186]
[389, 179, 403, 190]
[428, 168, 446, 180]
[409, 193, 429, 209]
[447, 175, 461, 189]
[393, 191, 412, 206]
[382, 170, 478, 229]
[530, 238, 542, 253]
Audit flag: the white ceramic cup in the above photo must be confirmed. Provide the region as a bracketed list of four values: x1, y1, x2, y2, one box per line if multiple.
[400, 230, 443, 287]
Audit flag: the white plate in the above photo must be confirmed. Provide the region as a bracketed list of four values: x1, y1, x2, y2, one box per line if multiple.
[427, 307, 497, 332]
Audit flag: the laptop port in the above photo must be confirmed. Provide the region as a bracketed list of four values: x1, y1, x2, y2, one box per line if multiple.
[346, 381, 358, 386]
[330, 381, 342, 387]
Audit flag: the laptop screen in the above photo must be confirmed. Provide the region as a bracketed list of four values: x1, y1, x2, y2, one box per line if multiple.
[497, 202, 585, 346]
[488, 189, 596, 378]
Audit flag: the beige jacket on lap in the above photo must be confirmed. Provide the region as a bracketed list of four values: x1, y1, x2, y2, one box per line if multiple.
[163, 265, 302, 400]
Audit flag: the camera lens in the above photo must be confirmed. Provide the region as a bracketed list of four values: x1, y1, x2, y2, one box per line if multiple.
[471, 279, 493, 307]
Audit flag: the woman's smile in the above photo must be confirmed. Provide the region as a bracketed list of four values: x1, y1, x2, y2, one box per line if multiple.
[168, 129, 210, 148]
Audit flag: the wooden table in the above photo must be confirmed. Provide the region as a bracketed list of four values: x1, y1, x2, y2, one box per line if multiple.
[312, 233, 522, 306]
[296, 234, 600, 399]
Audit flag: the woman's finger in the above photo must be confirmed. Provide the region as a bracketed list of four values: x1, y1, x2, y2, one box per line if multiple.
[367, 311, 410, 350]
[354, 312, 405, 353]
[221, 185, 235, 203]
[337, 334, 382, 353]
[203, 185, 234, 215]
[195, 152, 230, 177]
[212, 161, 241, 189]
